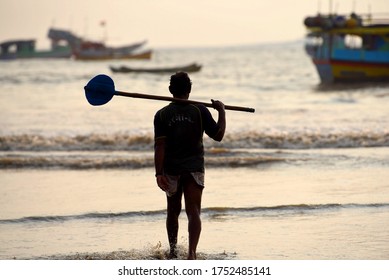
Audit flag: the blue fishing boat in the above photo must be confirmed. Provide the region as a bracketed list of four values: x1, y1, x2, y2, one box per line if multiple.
[304, 12, 389, 83]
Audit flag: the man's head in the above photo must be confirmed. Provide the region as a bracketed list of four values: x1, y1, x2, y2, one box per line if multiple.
[169, 72, 192, 98]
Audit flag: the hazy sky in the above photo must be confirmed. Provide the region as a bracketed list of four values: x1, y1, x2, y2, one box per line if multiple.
[0, 0, 388, 48]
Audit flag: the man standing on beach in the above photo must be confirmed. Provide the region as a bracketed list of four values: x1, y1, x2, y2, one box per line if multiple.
[154, 72, 226, 260]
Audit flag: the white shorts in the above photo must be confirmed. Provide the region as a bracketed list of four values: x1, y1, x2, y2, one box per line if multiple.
[165, 172, 205, 197]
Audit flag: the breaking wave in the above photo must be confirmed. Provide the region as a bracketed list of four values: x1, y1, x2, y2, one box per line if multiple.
[0, 133, 154, 152]
[1, 130, 388, 152]
[2, 203, 389, 224]
[0, 152, 285, 169]
[1, 131, 387, 169]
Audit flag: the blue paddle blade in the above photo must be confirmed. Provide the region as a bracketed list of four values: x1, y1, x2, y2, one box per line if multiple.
[84, 74, 115, 106]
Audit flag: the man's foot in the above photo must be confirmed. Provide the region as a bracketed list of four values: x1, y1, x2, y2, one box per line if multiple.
[187, 250, 196, 260]
[168, 247, 178, 259]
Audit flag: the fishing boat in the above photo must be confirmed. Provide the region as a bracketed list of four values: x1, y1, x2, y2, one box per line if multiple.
[48, 28, 149, 60]
[304, 12, 389, 83]
[110, 62, 202, 74]
[0, 28, 82, 60]
[1, 27, 151, 61]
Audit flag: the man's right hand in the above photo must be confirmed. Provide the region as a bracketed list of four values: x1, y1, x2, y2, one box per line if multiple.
[156, 175, 169, 192]
[211, 99, 225, 112]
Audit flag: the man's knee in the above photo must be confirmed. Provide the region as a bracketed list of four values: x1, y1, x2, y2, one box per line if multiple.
[167, 206, 181, 219]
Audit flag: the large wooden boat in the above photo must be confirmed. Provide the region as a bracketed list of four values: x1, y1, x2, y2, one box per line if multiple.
[0, 28, 82, 60]
[304, 13, 389, 83]
[49, 28, 150, 60]
[110, 62, 202, 74]
[0, 28, 151, 61]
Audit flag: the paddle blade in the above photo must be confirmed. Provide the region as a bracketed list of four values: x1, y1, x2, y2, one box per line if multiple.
[84, 74, 115, 106]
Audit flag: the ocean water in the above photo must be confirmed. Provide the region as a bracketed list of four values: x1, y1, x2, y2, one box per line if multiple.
[0, 42, 389, 260]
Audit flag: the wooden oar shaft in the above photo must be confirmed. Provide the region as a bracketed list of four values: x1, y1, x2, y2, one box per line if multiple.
[115, 91, 255, 113]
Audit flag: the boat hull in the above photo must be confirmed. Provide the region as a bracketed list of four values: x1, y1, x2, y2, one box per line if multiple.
[312, 59, 389, 83]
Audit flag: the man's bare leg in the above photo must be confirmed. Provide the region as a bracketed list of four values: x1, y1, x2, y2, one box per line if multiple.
[166, 188, 182, 259]
[183, 175, 203, 260]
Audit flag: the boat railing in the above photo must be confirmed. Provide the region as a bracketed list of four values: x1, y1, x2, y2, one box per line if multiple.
[304, 12, 389, 31]
[359, 13, 389, 25]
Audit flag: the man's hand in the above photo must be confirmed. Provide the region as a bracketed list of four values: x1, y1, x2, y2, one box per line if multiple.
[211, 99, 226, 142]
[211, 99, 225, 112]
[156, 175, 169, 192]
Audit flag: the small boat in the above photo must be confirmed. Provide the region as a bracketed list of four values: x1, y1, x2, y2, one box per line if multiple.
[304, 12, 389, 83]
[110, 63, 202, 74]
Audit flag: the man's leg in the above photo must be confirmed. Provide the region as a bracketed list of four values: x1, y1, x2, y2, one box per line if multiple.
[166, 187, 182, 258]
[183, 174, 203, 260]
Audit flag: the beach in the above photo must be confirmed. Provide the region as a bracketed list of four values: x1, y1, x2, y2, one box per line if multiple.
[1, 42, 389, 259]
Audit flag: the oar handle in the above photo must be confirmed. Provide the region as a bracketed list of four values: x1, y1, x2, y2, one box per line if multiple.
[115, 91, 255, 113]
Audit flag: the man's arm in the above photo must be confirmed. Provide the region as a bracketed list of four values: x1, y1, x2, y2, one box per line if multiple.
[154, 137, 169, 192]
[211, 100, 226, 142]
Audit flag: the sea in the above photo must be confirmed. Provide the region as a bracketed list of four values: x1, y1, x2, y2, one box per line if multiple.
[0, 41, 388, 260]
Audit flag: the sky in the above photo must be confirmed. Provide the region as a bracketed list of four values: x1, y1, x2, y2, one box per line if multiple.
[0, 0, 388, 48]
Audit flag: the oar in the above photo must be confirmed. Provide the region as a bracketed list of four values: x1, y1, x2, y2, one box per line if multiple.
[84, 74, 255, 113]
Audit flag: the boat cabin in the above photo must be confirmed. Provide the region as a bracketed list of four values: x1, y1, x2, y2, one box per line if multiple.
[0, 40, 36, 59]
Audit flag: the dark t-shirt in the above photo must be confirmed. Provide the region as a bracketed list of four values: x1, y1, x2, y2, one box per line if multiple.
[154, 102, 219, 175]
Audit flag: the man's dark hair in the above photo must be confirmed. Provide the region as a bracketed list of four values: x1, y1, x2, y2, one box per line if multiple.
[169, 72, 192, 97]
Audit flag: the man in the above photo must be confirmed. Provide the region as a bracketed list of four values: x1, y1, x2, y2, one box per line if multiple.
[154, 72, 226, 260]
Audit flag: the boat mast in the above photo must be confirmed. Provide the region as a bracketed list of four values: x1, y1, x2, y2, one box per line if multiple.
[329, 0, 332, 14]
